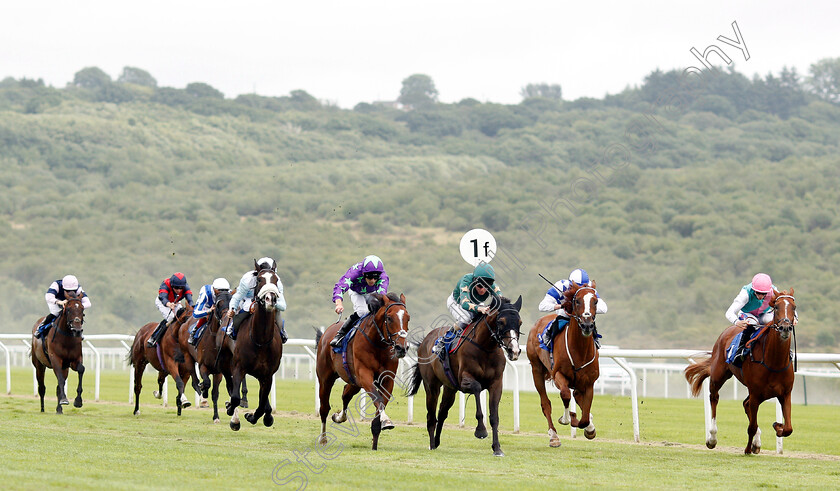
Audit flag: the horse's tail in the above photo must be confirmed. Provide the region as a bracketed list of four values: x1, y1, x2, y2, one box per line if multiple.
[684, 357, 712, 398]
[313, 326, 323, 347]
[126, 331, 143, 367]
[404, 362, 423, 397]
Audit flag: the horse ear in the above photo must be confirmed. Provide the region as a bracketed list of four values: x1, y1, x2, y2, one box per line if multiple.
[253, 258, 260, 271]
[400, 293, 406, 304]
[590, 279, 596, 289]
[513, 295, 522, 312]
[789, 287, 794, 295]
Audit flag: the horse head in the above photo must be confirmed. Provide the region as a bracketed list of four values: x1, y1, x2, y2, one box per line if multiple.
[368, 292, 409, 359]
[213, 290, 232, 326]
[563, 281, 598, 337]
[254, 269, 281, 312]
[489, 295, 523, 361]
[769, 288, 796, 341]
[62, 292, 85, 335]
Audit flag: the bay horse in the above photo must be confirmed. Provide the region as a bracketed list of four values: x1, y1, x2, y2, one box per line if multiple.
[526, 282, 600, 447]
[127, 303, 200, 416]
[407, 295, 522, 457]
[316, 292, 409, 450]
[30, 292, 86, 414]
[685, 288, 796, 454]
[178, 288, 246, 422]
[225, 266, 283, 431]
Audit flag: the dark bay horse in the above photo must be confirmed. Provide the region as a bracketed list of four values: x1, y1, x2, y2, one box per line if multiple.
[526, 282, 600, 447]
[316, 293, 409, 450]
[30, 293, 86, 414]
[179, 289, 242, 422]
[407, 295, 522, 457]
[128, 304, 200, 416]
[685, 289, 796, 454]
[225, 267, 283, 431]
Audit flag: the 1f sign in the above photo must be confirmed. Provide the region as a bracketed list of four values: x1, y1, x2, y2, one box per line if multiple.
[459, 229, 497, 267]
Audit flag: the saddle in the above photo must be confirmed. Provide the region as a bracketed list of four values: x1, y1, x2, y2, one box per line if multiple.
[539, 316, 570, 352]
[726, 327, 765, 365]
[331, 314, 366, 354]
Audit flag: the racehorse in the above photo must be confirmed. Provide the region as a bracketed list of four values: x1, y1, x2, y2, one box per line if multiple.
[127, 303, 200, 416]
[526, 282, 600, 447]
[225, 265, 283, 431]
[407, 295, 522, 456]
[30, 292, 86, 414]
[685, 289, 796, 454]
[178, 288, 247, 422]
[316, 293, 409, 450]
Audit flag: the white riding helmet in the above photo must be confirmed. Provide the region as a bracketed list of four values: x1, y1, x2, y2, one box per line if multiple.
[212, 278, 230, 291]
[62, 274, 79, 291]
[257, 256, 276, 271]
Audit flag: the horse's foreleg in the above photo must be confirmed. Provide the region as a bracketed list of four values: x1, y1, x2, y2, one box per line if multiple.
[34, 360, 46, 413]
[71, 360, 85, 408]
[573, 386, 596, 439]
[774, 392, 794, 438]
[153, 372, 165, 400]
[488, 378, 504, 457]
[244, 377, 272, 426]
[532, 366, 559, 446]
[227, 368, 243, 417]
[744, 395, 761, 454]
[240, 377, 249, 409]
[425, 379, 442, 450]
[434, 387, 458, 450]
[553, 371, 572, 425]
[211, 373, 222, 423]
[199, 365, 211, 399]
[460, 375, 486, 440]
[49, 354, 69, 410]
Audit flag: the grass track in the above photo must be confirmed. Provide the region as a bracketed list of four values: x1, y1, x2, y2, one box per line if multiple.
[1, 368, 838, 490]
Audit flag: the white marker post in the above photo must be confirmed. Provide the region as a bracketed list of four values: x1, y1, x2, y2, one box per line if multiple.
[459, 228, 497, 267]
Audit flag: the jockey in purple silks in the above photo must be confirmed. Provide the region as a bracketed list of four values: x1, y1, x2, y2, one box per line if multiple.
[330, 255, 389, 347]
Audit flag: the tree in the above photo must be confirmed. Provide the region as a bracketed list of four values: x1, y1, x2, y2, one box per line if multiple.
[73, 67, 111, 89]
[398, 74, 438, 109]
[185, 82, 224, 99]
[117, 66, 157, 87]
[520, 83, 562, 101]
[808, 57, 840, 103]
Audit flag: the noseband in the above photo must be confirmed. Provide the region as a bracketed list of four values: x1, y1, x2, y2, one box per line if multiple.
[370, 302, 408, 348]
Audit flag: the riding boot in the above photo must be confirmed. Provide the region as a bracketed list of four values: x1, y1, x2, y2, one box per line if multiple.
[276, 312, 288, 344]
[35, 314, 56, 339]
[330, 313, 359, 347]
[147, 319, 167, 348]
[733, 324, 755, 366]
[432, 321, 465, 355]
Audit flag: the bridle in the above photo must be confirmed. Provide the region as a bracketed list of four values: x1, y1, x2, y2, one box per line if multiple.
[769, 295, 795, 335]
[56, 298, 84, 338]
[565, 286, 599, 372]
[369, 301, 408, 349]
[569, 287, 598, 332]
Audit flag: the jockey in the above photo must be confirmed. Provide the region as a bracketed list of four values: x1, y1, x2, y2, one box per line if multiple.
[432, 263, 502, 354]
[538, 268, 607, 346]
[330, 255, 389, 347]
[35, 275, 92, 339]
[227, 257, 287, 343]
[147, 272, 194, 348]
[188, 278, 230, 346]
[725, 273, 797, 365]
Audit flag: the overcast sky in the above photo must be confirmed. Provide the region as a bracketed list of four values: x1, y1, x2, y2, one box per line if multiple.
[1, 0, 837, 108]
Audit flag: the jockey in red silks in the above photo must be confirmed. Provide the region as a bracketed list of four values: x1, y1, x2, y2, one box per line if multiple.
[147, 272, 194, 348]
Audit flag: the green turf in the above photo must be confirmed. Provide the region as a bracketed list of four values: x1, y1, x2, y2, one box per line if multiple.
[1, 367, 838, 490]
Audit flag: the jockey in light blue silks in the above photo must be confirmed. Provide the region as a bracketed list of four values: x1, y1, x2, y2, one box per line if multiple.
[724, 273, 796, 365]
[330, 255, 389, 347]
[537, 268, 607, 347]
[35, 275, 92, 339]
[188, 278, 230, 346]
[227, 257, 287, 342]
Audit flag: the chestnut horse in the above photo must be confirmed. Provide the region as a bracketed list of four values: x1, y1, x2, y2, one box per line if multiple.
[526, 282, 600, 447]
[127, 303, 200, 416]
[30, 292, 86, 414]
[178, 288, 246, 422]
[316, 293, 409, 450]
[225, 267, 283, 431]
[685, 289, 796, 454]
[407, 295, 522, 457]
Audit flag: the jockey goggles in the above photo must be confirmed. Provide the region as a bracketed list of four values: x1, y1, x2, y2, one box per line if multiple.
[363, 272, 382, 280]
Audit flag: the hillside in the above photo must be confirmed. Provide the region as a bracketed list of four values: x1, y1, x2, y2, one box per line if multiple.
[1, 66, 839, 350]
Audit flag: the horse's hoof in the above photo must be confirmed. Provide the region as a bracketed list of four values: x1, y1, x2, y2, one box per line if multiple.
[319, 435, 329, 446]
[549, 438, 561, 448]
[182, 401, 191, 409]
[773, 422, 784, 437]
[493, 449, 505, 457]
[706, 440, 717, 449]
[199, 399, 209, 408]
[153, 391, 162, 400]
[240, 399, 249, 409]
[331, 412, 346, 424]
[73, 398, 83, 408]
[134, 411, 140, 416]
[475, 427, 488, 439]
[244, 412, 257, 425]
[584, 428, 596, 440]
[59, 398, 69, 405]
[381, 418, 395, 431]
[264, 413, 274, 427]
[213, 418, 220, 424]
[230, 421, 240, 431]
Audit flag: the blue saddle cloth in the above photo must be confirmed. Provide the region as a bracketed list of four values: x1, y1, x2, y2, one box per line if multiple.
[540, 316, 570, 352]
[331, 314, 367, 354]
[725, 328, 762, 364]
[434, 329, 462, 361]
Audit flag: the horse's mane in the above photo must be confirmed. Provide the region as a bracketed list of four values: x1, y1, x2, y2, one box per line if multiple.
[366, 292, 402, 312]
[560, 280, 597, 314]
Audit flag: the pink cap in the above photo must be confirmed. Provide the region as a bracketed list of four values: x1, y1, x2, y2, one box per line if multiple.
[751, 273, 773, 293]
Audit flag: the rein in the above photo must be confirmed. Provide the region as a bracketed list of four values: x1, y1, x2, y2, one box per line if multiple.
[751, 294, 796, 373]
[565, 287, 598, 373]
[361, 302, 407, 349]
